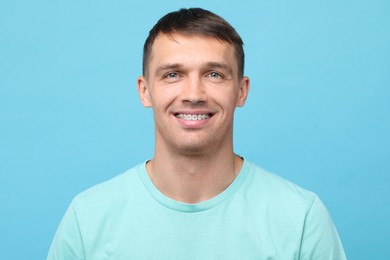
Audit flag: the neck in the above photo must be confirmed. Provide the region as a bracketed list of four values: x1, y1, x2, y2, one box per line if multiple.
[146, 144, 243, 204]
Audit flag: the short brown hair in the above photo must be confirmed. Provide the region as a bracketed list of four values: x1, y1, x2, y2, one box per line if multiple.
[143, 8, 245, 78]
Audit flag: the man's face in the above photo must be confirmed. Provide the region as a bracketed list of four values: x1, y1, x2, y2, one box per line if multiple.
[138, 33, 249, 155]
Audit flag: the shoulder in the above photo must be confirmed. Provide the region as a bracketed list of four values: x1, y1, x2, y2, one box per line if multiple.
[70, 163, 145, 211]
[241, 160, 346, 258]
[242, 159, 317, 213]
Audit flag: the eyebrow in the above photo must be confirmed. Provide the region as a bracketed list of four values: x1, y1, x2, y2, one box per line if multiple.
[155, 63, 184, 76]
[204, 62, 233, 75]
[155, 62, 233, 76]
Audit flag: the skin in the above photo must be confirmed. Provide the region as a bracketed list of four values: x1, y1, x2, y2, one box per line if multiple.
[137, 33, 250, 204]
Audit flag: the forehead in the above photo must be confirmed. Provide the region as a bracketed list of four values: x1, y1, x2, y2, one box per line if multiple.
[148, 33, 237, 72]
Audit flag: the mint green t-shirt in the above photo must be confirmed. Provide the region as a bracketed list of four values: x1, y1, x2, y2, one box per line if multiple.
[48, 159, 346, 259]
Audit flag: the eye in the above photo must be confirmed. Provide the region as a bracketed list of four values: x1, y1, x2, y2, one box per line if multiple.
[164, 72, 179, 79]
[208, 72, 223, 78]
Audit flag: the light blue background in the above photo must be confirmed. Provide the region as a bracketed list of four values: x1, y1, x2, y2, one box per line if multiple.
[1, 0, 389, 259]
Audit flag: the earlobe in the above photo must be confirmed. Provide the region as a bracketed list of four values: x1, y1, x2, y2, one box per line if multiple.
[236, 76, 250, 107]
[137, 76, 152, 107]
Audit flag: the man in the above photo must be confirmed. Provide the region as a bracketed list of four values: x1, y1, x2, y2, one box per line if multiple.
[48, 8, 346, 259]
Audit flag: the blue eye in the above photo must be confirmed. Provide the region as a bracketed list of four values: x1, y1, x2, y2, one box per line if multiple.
[209, 72, 222, 78]
[165, 72, 178, 78]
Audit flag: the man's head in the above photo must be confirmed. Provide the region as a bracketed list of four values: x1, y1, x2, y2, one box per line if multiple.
[138, 8, 249, 155]
[142, 8, 245, 78]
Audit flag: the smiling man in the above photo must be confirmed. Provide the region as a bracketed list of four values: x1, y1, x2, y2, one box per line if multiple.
[137, 32, 249, 204]
[48, 8, 346, 259]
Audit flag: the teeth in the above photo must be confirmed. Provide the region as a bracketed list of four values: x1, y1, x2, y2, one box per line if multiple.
[176, 113, 211, 121]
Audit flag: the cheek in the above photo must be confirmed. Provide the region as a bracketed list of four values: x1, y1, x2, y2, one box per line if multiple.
[209, 88, 240, 106]
[152, 82, 182, 99]
[149, 89, 176, 109]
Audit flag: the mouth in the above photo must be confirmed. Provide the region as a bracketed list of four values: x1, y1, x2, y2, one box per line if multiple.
[174, 113, 213, 121]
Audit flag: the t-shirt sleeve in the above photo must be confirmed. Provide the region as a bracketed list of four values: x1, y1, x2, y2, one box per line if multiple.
[47, 203, 85, 260]
[299, 195, 347, 260]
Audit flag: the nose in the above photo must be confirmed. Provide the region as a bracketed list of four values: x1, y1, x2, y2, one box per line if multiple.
[181, 76, 207, 104]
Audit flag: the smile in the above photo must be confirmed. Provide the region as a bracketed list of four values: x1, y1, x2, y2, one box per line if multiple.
[175, 113, 211, 121]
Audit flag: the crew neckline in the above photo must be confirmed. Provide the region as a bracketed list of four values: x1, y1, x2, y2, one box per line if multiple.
[137, 159, 251, 213]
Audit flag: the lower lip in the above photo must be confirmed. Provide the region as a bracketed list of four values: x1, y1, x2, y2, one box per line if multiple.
[173, 115, 212, 128]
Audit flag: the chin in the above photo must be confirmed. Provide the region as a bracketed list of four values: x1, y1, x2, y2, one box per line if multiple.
[174, 138, 218, 156]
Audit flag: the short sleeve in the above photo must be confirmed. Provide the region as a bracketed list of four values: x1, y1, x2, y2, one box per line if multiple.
[47, 204, 85, 260]
[299, 195, 347, 260]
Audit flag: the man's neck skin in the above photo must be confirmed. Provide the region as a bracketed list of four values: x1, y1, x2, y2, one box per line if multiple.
[146, 143, 243, 204]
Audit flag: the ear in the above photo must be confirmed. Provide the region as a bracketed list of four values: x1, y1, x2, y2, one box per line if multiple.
[236, 76, 250, 107]
[137, 76, 152, 107]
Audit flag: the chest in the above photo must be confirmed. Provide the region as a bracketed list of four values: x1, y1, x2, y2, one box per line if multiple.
[81, 201, 304, 259]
